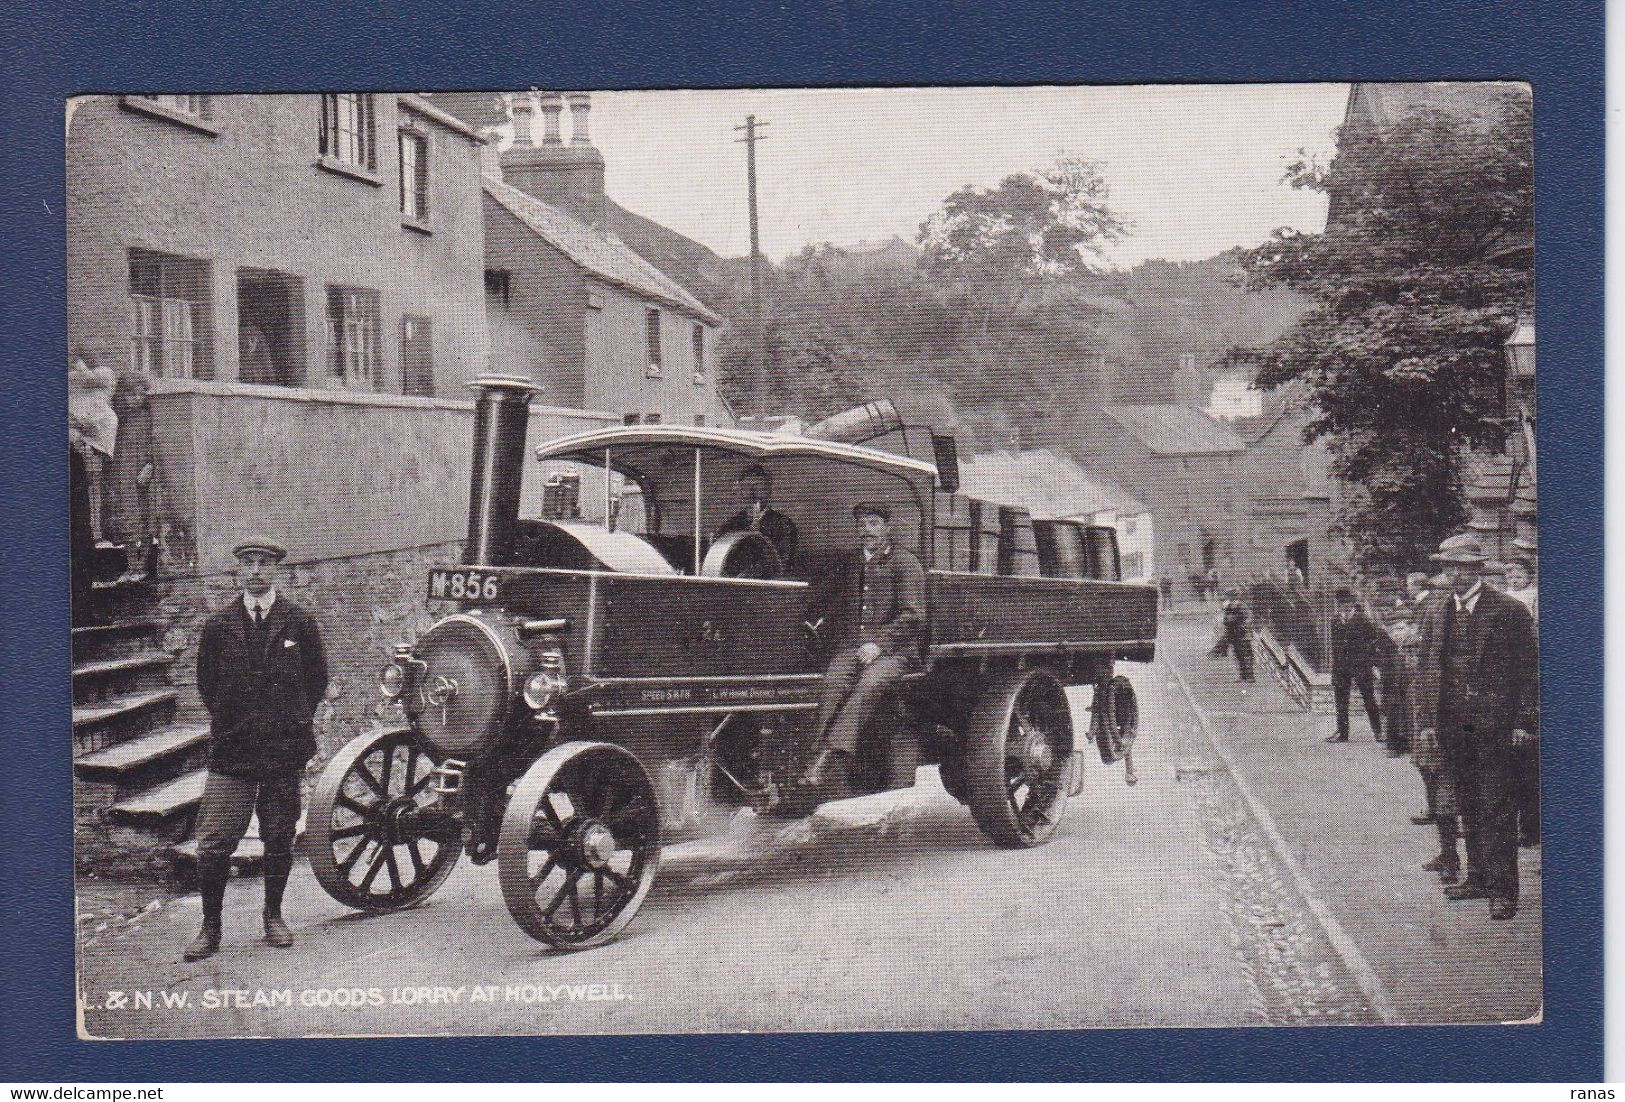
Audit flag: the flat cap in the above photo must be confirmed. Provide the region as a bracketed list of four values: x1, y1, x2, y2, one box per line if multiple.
[852, 501, 891, 521]
[232, 535, 288, 561]
[1429, 533, 1489, 564]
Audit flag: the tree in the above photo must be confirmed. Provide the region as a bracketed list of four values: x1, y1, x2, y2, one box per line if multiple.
[1236, 88, 1533, 571]
[918, 155, 1127, 339]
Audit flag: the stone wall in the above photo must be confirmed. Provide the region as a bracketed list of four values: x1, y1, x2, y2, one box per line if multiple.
[140, 380, 613, 573]
[154, 540, 462, 772]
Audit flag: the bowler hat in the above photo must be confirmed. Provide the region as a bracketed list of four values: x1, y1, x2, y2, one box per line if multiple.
[1429, 533, 1489, 564]
[852, 501, 891, 521]
[232, 535, 289, 561]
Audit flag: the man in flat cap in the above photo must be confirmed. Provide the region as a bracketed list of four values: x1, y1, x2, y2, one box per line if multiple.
[184, 536, 329, 960]
[802, 502, 927, 798]
[1412, 533, 1538, 920]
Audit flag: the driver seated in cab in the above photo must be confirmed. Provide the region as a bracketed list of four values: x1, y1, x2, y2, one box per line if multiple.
[715, 463, 798, 572]
[801, 501, 927, 799]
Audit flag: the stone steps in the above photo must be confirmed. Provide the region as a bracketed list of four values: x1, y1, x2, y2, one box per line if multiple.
[72, 688, 177, 734]
[71, 618, 163, 652]
[72, 650, 173, 686]
[107, 768, 205, 824]
[74, 724, 209, 780]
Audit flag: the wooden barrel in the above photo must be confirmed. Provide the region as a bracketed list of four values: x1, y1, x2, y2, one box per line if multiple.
[1033, 519, 1088, 578]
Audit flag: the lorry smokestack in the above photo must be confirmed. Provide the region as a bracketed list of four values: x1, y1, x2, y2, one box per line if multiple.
[802, 400, 904, 445]
[464, 375, 543, 566]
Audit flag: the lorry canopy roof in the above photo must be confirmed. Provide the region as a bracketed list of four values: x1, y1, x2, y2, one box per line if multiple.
[536, 424, 941, 482]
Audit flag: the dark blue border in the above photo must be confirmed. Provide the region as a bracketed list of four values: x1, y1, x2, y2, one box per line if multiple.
[2, 0, 1602, 1082]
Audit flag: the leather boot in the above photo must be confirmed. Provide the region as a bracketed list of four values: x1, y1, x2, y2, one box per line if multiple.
[183, 855, 229, 962]
[802, 748, 856, 800]
[262, 852, 294, 949]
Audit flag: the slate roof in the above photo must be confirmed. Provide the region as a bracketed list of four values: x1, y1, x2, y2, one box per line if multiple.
[1100, 405, 1247, 456]
[483, 176, 723, 325]
[958, 449, 1148, 520]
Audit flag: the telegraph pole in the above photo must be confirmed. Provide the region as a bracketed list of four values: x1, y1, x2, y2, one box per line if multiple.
[734, 114, 769, 416]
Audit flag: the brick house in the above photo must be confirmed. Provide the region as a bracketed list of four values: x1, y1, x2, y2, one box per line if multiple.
[66, 93, 616, 870]
[1063, 395, 1335, 598]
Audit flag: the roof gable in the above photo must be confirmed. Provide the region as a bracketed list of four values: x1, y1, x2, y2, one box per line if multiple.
[483, 176, 722, 324]
[1100, 405, 1247, 455]
[959, 449, 1149, 519]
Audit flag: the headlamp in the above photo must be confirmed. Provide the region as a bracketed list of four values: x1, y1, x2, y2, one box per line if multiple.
[380, 661, 406, 700]
[522, 667, 568, 712]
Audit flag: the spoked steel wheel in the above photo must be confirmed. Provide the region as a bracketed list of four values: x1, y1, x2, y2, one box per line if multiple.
[1094, 674, 1139, 764]
[964, 669, 1074, 848]
[498, 741, 661, 949]
[308, 728, 461, 912]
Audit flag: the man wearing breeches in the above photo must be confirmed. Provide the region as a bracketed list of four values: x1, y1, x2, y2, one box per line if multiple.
[185, 536, 329, 961]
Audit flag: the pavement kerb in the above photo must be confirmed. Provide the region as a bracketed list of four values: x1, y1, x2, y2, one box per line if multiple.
[1164, 656, 1401, 1025]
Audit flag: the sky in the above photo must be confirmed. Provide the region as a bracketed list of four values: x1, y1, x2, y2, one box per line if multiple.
[560, 84, 1351, 269]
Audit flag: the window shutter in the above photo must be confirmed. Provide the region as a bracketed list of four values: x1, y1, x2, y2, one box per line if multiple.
[318, 95, 331, 156]
[363, 95, 376, 171]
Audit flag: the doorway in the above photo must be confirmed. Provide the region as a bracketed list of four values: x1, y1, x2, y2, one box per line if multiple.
[236, 269, 306, 386]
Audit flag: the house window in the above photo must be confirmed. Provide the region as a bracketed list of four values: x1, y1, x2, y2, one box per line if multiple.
[693, 414, 706, 427]
[398, 127, 429, 222]
[644, 413, 662, 425]
[692, 323, 706, 384]
[401, 315, 433, 397]
[645, 308, 663, 377]
[623, 413, 641, 426]
[1123, 518, 1137, 536]
[318, 93, 377, 172]
[484, 269, 511, 307]
[129, 249, 211, 379]
[325, 285, 381, 390]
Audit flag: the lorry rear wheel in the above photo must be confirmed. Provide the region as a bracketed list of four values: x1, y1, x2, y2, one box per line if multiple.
[963, 669, 1073, 847]
[498, 741, 662, 949]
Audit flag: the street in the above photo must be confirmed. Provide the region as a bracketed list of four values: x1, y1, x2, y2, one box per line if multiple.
[77, 617, 1391, 1039]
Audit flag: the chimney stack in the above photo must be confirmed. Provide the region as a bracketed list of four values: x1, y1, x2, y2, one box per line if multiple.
[509, 92, 535, 148]
[567, 92, 593, 146]
[538, 92, 563, 146]
[498, 89, 607, 226]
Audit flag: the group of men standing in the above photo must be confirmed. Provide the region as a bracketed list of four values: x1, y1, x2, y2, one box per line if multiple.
[1327, 534, 1540, 922]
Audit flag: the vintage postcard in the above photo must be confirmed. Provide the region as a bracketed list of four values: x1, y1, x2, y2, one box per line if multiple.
[68, 83, 1539, 1039]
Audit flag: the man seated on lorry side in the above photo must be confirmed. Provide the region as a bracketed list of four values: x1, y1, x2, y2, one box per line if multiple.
[801, 501, 927, 799]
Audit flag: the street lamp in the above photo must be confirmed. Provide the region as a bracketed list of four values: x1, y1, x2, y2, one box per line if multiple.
[1504, 315, 1535, 378]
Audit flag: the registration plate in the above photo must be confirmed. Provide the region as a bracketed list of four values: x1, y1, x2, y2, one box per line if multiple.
[427, 567, 504, 603]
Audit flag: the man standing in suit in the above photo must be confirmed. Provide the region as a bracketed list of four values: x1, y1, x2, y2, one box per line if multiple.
[802, 502, 927, 798]
[716, 463, 798, 570]
[1327, 587, 1384, 744]
[1413, 534, 1539, 920]
[184, 536, 329, 961]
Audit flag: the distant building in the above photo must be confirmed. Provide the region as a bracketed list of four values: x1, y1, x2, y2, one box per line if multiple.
[1064, 398, 1334, 596]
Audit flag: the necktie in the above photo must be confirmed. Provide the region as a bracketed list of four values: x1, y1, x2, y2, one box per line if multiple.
[253, 605, 264, 626]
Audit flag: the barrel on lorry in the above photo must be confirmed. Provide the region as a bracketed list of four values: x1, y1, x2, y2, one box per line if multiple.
[999, 508, 1042, 578]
